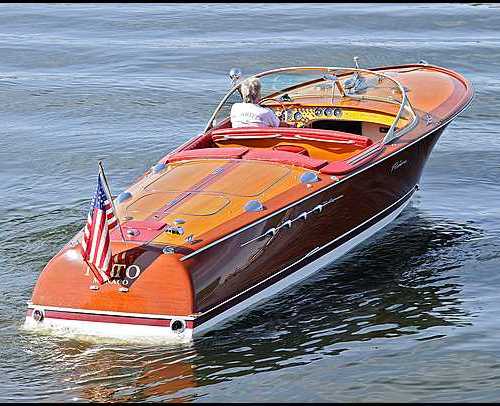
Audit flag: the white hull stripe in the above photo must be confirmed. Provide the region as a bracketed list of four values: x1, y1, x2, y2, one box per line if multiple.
[24, 316, 193, 342]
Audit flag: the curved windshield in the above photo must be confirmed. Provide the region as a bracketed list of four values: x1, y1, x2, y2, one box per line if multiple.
[206, 66, 417, 144]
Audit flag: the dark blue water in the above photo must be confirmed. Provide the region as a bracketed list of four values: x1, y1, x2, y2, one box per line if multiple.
[1, 3, 500, 402]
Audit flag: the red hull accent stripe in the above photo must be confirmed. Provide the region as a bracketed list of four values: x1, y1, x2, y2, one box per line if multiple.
[45, 310, 171, 327]
[27, 309, 194, 329]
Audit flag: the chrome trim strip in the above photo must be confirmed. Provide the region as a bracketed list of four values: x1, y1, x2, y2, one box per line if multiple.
[294, 134, 355, 144]
[240, 195, 344, 247]
[181, 96, 473, 262]
[346, 142, 384, 165]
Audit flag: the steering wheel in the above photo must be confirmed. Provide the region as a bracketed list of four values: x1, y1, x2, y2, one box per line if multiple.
[259, 97, 290, 122]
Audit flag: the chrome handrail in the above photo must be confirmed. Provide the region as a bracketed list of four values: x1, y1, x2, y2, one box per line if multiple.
[382, 90, 418, 144]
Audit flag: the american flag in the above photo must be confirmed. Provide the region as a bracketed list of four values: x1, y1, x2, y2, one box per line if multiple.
[81, 173, 119, 284]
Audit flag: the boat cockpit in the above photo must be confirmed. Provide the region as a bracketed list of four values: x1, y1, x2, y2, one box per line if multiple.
[164, 66, 419, 175]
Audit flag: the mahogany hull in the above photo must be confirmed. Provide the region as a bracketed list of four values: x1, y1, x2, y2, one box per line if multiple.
[189, 125, 445, 328]
[24, 63, 473, 341]
[25, 125, 445, 341]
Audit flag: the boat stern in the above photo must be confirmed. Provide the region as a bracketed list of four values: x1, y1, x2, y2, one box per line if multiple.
[24, 239, 196, 342]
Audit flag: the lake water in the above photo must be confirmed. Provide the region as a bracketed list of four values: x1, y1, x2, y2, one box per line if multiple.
[1, 3, 500, 402]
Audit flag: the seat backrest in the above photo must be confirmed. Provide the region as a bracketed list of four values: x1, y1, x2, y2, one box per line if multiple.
[273, 145, 308, 155]
[211, 127, 373, 148]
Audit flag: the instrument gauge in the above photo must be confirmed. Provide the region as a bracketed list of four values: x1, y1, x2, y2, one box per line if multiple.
[333, 108, 342, 118]
[294, 111, 302, 121]
[324, 107, 333, 116]
[284, 109, 294, 120]
[315, 108, 323, 116]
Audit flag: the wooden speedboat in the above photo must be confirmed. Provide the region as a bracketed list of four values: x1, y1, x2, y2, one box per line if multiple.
[25, 62, 473, 341]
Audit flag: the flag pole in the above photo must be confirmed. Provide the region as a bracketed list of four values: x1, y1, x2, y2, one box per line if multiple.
[83, 257, 106, 286]
[98, 160, 126, 242]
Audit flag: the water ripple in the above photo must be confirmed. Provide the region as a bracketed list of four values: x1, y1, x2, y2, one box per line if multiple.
[1, 2, 500, 402]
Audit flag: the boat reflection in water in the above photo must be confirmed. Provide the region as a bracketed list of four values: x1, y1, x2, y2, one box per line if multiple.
[22, 210, 480, 402]
[25, 62, 474, 341]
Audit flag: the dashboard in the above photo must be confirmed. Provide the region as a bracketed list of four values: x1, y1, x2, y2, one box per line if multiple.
[271, 105, 345, 127]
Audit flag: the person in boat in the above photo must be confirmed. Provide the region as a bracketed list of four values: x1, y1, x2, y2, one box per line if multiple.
[231, 77, 281, 128]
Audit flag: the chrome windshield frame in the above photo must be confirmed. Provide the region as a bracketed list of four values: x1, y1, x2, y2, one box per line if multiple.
[204, 66, 417, 145]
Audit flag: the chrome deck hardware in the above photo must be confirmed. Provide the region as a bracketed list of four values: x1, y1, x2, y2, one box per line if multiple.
[116, 191, 132, 203]
[300, 171, 319, 184]
[278, 93, 292, 102]
[32, 309, 44, 322]
[162, 246, 175, 254]
[152, 162, 166, 174]
[245, 200, 264, 212]
[165, 224, 184, 235]
[229, 67, 242, 87]
[323, 73, 338, 101]
[353, 56, 360, 69]
[344, 58, 368, 95]
[126, 228, 140, 237]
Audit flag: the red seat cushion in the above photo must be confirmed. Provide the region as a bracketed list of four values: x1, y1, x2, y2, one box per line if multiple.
[319, 160, 355, 175]
[273, 145, 308, 155]
[243, 149, 327, 170]
[167, 147, 249, 163]
[320, 144, 383, 175]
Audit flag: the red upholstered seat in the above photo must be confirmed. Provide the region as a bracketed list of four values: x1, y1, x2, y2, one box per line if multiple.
[320, 144, 383, 175]
[319, 160, 355, 175]
[167, 147, 249, 163]
[273, 145, 308, 155]
[211, 127, 373, 148]
[243, 149, 327, 170]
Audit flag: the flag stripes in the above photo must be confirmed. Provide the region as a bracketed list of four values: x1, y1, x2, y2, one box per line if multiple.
[81, 174, 119, 284]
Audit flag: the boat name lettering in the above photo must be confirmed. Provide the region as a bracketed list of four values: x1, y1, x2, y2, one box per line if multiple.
[391, 160, 408, 173]
[86, 263, 142, 284]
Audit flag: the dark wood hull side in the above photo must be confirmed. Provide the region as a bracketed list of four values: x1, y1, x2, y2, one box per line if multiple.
[188, 126, 447, 320]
